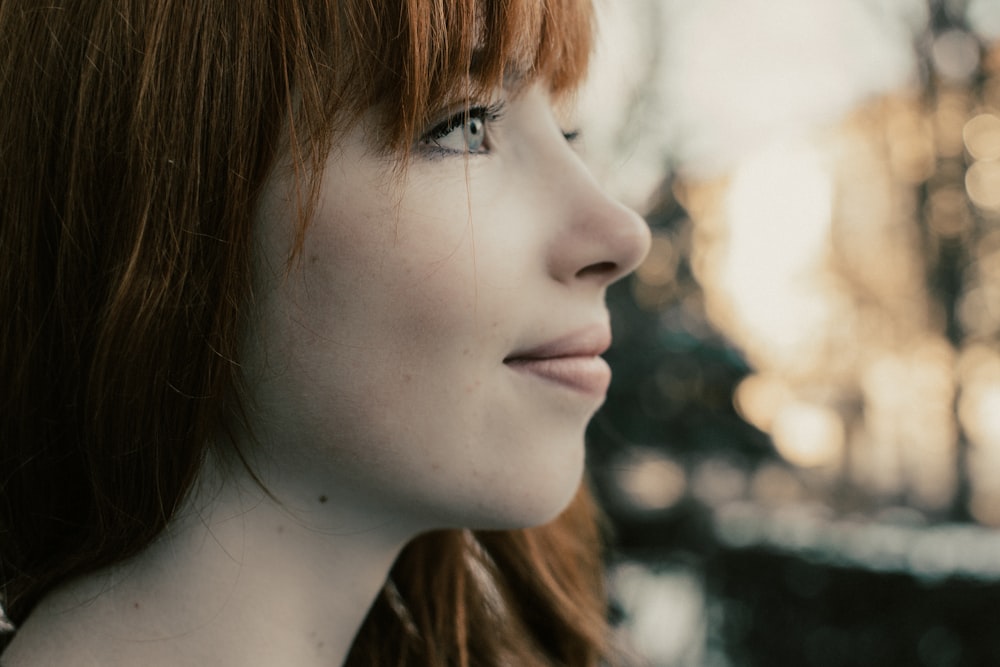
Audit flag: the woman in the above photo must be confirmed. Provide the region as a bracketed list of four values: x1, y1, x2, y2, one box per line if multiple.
[0, 1, 650, 665]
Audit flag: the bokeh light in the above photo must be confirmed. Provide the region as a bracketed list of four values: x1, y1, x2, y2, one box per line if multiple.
[610, 447, 688, 514]
[586, 1, 1000, 664]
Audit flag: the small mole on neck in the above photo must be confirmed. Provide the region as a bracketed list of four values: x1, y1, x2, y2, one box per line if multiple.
[318, 495, 328, 504]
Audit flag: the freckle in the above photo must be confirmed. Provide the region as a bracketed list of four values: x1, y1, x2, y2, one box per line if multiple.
[277, 524, 285, 534]
[318, 495, 328, 504]
[309, 254, 320, 264]
[133, 602, 140, 610]
[403, 373, 412, 382]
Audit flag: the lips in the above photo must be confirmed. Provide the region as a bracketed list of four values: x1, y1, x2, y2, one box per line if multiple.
[503, 325, 613, 396]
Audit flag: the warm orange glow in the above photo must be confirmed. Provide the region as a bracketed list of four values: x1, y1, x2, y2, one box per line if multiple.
[963, 113, 1000, 160]
[855, 340, 957, 509]
[957, 345, 1000, 525]
[750, 464, 807, 507]
[771, 401, 845, 469]
[613, 449, 688, 512]
[715, 139, 838, 372]
[691, 458, 749, 506]
[934, 89, 972, 157]
[677, 84, 973, 515]
[632, 232, 684, 311]
[636, 233, 680, 288]
[885, 98, 936, 183]
[597, 5, 1000, 560]
[926, 185, 972, 237]
[965, 160, 1000, 210]
[733, 373, 793, 433]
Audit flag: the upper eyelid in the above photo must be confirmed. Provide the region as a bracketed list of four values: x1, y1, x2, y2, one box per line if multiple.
[424, 101, 505, 132]
[417, 101, 507, 156]
[414, 100, 580, 156]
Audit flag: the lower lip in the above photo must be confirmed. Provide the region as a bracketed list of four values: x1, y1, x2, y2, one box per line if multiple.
[504, 356, 612, 396]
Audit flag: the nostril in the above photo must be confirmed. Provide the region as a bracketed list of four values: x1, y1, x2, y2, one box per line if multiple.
[576, 261, 618, 279]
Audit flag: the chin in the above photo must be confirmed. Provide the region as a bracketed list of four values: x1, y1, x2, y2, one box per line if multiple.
[460, 445, 587, 531]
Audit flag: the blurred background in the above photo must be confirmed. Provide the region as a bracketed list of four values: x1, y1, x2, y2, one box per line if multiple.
[581, 1, 1000, 665]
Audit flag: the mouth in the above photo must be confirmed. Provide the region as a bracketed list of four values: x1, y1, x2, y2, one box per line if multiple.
[503, 325, 613, 396]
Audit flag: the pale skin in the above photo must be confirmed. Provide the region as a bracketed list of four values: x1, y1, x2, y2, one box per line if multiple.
[3, 83, 650, 666]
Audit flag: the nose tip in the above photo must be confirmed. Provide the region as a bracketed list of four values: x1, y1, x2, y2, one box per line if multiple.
[551, 179, 652, 288]
[573, 199, 652, 285]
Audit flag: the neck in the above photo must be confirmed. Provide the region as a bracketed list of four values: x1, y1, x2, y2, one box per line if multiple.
[4, 455, 415, 667]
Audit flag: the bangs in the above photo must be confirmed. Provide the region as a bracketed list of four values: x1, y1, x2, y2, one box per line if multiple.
[357, 0, 595, 150]
[289, 0, 595, 157]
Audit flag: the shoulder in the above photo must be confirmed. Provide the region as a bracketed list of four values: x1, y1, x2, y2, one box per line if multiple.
[1, 611, 106, 667]
[0, 581, 116, 667]
[2, 626, 103, 667]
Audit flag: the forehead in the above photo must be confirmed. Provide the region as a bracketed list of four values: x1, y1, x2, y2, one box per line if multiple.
[288, 0, 594, 156]
[460, 2, 594, 103]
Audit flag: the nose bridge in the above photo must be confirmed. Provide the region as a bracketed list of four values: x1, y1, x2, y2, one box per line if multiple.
[545, 147, 652, 287]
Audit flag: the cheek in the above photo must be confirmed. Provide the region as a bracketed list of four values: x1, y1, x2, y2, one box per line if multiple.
[250, 216, 484, 454]
[246, 169, 585, 528]
[295, 195, 520, 363]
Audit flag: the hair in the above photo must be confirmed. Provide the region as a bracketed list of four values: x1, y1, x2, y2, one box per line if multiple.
[0, 0, 612, 665]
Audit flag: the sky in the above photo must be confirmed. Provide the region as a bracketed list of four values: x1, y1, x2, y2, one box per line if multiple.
[580, 0, 934, 203]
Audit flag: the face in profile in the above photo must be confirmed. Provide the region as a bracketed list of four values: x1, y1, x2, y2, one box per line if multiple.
[246, 82, 651, 532]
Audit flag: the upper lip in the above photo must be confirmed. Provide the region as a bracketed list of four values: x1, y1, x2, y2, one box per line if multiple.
[504, 323, 612, 362]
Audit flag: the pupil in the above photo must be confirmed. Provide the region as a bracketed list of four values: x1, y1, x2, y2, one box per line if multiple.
[465, 118, 485, 150]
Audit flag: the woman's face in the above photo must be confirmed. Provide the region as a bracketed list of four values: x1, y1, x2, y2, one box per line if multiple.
[248, 83, 650, 531]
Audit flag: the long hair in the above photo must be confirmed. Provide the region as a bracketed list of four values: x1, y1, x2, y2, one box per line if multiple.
[0, 1, 609, 664]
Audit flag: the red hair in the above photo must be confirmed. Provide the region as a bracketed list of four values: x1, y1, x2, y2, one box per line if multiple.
[0, 1, 610, 664]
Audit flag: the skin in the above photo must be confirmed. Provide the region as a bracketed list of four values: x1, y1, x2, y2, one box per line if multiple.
[4, 83, 650, 667]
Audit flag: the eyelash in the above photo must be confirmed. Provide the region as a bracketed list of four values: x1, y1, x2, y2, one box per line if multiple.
[420, 102, 508, 156]
[417, 101, 583, 156]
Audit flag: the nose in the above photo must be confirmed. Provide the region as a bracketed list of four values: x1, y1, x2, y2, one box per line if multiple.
[545, 151, 652, 288]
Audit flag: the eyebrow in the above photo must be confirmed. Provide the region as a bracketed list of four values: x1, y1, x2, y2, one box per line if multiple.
[469, 48, 532, 91]
[503, 65, 531, 90]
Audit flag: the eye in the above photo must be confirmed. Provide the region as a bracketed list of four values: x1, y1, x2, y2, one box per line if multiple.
[420, 103, 506, 155]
